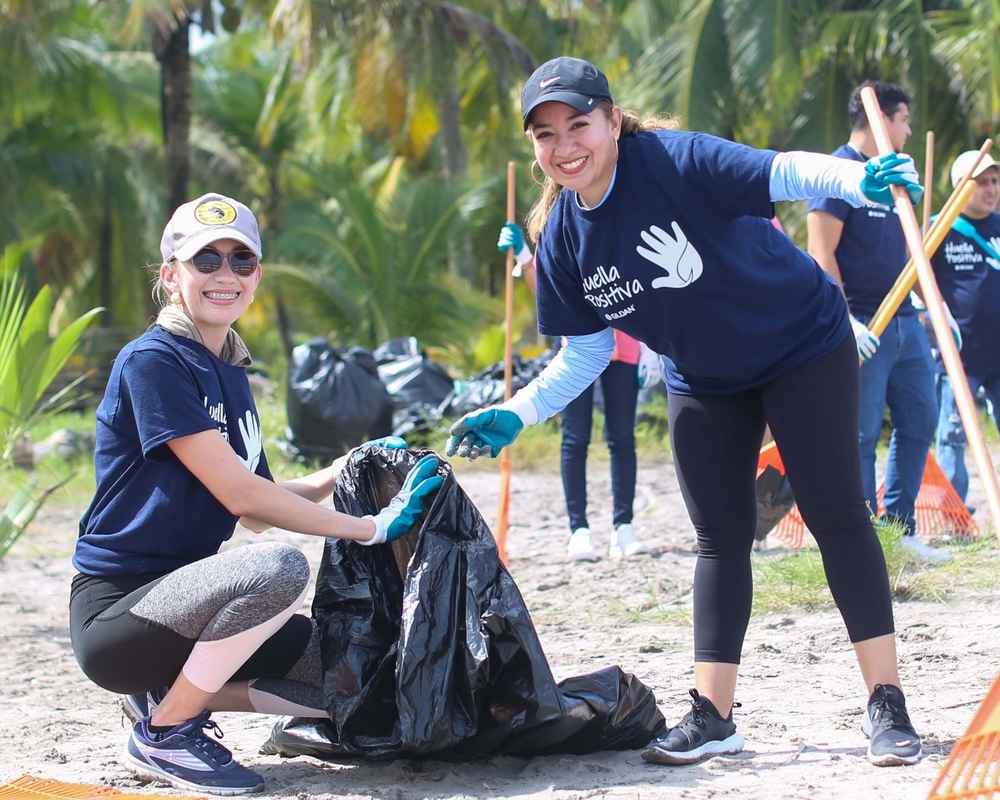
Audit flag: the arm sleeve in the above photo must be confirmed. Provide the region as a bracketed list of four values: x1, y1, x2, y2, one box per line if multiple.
[772, 151, 868, 208]
[120, 350, 218, 458]
[504, 329, 615, 424]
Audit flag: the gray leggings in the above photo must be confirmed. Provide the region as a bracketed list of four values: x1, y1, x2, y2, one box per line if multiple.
[70, 541, 326, 716]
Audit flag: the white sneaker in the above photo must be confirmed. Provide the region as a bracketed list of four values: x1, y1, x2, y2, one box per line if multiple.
[900, 535, 952, 563]
[567, 528, 598, 562]
[609, 523, 648, 559]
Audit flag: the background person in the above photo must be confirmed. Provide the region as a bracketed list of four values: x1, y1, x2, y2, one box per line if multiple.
[448, 57, 925, 769]
[69, 193, 442, 796]
[499, 221, 653, 561]
[931, 151, 1000, 502]
[807, 80, 949, 563]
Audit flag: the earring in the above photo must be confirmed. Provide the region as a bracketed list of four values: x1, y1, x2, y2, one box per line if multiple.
[250, 293, 255, 303]
[169, 291, 181, 305]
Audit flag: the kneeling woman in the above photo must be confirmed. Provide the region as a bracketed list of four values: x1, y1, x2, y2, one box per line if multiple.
[70, 193, 441, 795]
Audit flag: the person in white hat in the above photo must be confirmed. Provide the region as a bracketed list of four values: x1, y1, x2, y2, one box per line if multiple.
[69, 193, 443, 795]
[931, 151, 1000, 502]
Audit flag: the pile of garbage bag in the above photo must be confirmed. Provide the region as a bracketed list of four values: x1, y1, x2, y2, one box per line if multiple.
[261, 446, 665, 759]
[284, 339, 393, 461]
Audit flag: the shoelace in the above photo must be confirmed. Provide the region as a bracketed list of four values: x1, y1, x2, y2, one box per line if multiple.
[870, 687, 912, 731]
[675, 690, 740, 738]
[187, 717, 233, 766]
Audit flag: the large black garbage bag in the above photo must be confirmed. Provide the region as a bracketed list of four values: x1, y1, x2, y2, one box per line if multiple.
[373, 338, 454, 438]
[262, 447, 664, 760]
[440, 351, 555, 418]
[284, 339, 393, 461]
[754, 464, 796, 541]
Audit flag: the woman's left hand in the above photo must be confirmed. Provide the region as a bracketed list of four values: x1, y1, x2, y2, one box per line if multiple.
[361, 454, 444, 544]
[861, 152, 923, 206]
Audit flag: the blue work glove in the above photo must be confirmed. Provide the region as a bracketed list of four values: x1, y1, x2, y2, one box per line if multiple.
[361, 454, 443, 544]
[497, 223, 533, 277]
[446, 406, 525, 460]
[359, 436, 407, 450]
[861, 152, 923, 207]
[850, 315, 880, 362]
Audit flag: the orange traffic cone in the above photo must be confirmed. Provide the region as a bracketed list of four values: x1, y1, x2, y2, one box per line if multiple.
[927, 671, 1000, 799]
[755, 443, 808, 548]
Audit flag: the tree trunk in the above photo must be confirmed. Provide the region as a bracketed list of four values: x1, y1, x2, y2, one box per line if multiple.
[153, 16, 191, 215]
[436, 71, 475, 281]
[98, 173, 113, 324]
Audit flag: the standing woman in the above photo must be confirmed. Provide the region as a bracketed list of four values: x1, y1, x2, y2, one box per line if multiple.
[70, 193, 442, 795]
[448, 58, 925, 767]
[498, 223, 655, 561]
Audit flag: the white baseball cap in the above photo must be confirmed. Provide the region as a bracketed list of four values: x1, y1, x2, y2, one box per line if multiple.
[950, 150, 998, 188]
[160, 193, 262, 262]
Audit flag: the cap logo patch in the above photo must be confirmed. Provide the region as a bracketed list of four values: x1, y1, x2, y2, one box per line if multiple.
[540, 77, 560, 88]
[195, 199, 237, 225]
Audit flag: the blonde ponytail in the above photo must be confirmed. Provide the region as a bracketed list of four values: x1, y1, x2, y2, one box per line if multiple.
[525, 104, 679, 243]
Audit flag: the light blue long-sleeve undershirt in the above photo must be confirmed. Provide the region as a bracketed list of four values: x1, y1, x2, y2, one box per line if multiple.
[507, 151, 870, 425]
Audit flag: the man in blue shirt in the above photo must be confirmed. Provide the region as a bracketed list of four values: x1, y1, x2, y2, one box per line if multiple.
[932, 150, 1000, 503]
[808, 80, 946, 563]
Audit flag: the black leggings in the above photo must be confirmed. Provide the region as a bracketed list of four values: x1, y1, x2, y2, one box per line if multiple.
[668, 335, 894, 664]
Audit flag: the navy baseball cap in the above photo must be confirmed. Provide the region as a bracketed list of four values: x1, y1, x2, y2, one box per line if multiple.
[521, 57, 613, 129]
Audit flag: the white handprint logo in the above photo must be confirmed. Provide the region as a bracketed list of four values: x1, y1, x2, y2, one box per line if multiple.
[237, 409, 262, 473]
[636, 221, 703, 288]
[988, 236, 1000, 270]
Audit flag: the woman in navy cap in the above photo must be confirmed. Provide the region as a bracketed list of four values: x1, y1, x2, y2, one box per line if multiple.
[449, 57, 926, 768]
[70, 193, 442, 795]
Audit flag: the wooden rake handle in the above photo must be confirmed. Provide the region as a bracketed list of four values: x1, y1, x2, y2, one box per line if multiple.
[860, 87, 1000, 542]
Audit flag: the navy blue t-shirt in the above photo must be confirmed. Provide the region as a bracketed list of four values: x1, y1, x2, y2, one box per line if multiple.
[808, 144, 912, 319]
[534, 130, 850, 394]
[932, 212, 1000, 377]
[75, 327, 272, 577]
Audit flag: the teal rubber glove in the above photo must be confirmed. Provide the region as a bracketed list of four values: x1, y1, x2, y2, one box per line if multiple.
[446, 406, 525, 460]
[359, 436, 407, 450]
[861, 153, 923, 207]
[361, 454, 443, 544]
[497, 223, 533, 277]
[850, 316, 880, 362]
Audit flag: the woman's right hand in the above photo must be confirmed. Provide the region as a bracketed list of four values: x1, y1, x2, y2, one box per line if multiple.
[497, 223, 533, 276]
[446, 406, 525, 460]
[361, 454, 444, 544]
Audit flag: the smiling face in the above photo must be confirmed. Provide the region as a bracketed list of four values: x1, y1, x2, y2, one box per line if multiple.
[527, 100, 623, 208]
[160, 237, 261, 337]
[965, 166, 1000, 219]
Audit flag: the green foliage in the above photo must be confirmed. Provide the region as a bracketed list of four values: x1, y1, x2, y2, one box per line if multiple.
[0, 254, 102, 558]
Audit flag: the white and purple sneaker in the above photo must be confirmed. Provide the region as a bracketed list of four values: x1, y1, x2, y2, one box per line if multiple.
[122, 686, 168, 726]
[124, 712, 264, 795]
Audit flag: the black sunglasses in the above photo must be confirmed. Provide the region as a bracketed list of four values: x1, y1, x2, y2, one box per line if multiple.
[188, 247, 259, 276]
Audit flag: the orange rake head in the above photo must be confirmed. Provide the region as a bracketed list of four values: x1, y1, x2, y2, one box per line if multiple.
[928, 672, 1000, 799]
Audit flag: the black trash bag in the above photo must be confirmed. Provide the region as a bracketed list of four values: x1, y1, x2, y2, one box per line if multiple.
[754, 464, 796, 542]
[284, 339, 393, 461]
[261, 447, 664, 760]
[440, 351, 555, 418]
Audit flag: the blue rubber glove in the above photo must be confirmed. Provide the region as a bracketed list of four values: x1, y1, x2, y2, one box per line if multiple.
[861, 153, 923, 207]
[497, 223, 533, 277]
[359, 436, 407, 450]
[850, 316, 880, 362]
[446, 406, 525, 460]
[361, 454, 443, 544]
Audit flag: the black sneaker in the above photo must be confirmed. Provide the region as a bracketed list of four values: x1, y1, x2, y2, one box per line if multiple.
[862, 684, 923, 766]
[123, 686, 169, 726]
[641, 689, 744, 765]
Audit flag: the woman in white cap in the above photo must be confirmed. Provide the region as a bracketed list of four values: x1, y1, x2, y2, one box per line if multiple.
[932, 150, 1000, 501]
[448, 57, 926, 768]
[69, 193, 443, 795]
